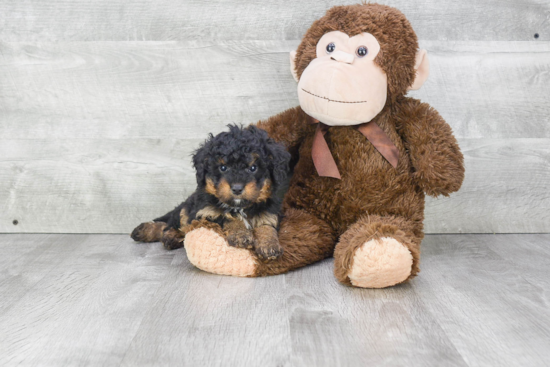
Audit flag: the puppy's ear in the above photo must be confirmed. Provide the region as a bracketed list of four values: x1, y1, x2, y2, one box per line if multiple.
[266, 138, 291, 189]
[192, 135, 212, 186]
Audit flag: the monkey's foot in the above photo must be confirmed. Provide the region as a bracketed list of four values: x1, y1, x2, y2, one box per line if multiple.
[346, 237, 413, 288]
[184, 227, 258, 277]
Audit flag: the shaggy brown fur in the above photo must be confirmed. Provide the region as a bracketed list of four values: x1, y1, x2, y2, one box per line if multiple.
[248, 4, 463, 283]
[178, 4, 464, 284]
[253, 208, 337, 277]
[333, 215, 421, 285]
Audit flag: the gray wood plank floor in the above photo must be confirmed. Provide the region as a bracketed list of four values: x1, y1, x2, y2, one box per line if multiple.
[0, 234, 549, 366]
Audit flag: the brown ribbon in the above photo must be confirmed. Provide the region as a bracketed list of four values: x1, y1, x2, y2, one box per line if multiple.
[309, 116, 399, 179]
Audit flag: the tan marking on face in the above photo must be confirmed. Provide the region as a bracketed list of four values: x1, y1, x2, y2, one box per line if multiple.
[249, 212, 278, 229]
[205, 178, 217, 196]
[206, 177, 233, 202]
[256, 179, 272, 203]
[242, 181, 260, 202]
[217, 158, 226, 164]
[217, 178, 233, 202]
[196, 205, 224, 220]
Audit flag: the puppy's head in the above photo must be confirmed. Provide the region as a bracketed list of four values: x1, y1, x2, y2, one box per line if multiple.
[193, 125, 291, 209]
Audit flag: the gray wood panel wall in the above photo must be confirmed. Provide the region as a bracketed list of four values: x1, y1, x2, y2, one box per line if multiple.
[1, 1, 549, 233]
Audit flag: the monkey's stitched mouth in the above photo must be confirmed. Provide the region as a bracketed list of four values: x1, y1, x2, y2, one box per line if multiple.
[301, 88, 367, 104]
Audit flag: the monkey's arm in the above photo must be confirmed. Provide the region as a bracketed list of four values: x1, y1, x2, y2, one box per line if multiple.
[397, 99, 465, 197]
[255, 106, 312, 161]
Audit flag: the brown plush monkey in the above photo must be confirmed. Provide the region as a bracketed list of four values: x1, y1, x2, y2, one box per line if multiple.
[183, 3, 464, 288]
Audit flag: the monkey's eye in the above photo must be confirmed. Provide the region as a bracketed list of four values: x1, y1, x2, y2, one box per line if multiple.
[248, 165, 257, 173]
[356, 46, 368, 57]
[219, 165, 228, 172]
[326, 42, 336, 53]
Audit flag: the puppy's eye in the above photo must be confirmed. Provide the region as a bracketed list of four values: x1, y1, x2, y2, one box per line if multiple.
[326, 42, 336, 53]
[219, 165, 228, 172]
[248, 165, 257, 173]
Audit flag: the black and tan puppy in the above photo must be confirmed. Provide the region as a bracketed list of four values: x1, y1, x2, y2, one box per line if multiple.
[131, 125, 290, 260]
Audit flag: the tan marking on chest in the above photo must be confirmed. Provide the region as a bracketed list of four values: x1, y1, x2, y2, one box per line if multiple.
[249, 212, 278, 228]
[196, 206, 224, 220]
[179, 208, 190, 228]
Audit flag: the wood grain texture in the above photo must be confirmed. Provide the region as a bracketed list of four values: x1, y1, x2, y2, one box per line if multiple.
[412, 234, 550, 367]
[0, 234, 175, 366]
[1, 234, 549, 366]
[0, 138, 200, 233]
[1, 5, 548, 235]
[284, 260, 467, 366]
[1, 138, 548, 233]
[120, 250, 291, 366]
[0, 0, 548, 42]
[1, 40, 549, 140]
[424, 138, 550, 234]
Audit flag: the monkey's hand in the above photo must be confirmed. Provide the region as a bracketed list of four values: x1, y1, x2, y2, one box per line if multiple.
[398, 99, 465, 197]
[253, 226, 283, 261]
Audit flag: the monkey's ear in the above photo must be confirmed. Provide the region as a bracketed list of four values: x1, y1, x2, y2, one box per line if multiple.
[409, 49, 430, 91]
[289, 50, 299, 82]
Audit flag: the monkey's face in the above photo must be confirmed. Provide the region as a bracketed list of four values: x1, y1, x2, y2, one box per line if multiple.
[297, 31, 387, 126]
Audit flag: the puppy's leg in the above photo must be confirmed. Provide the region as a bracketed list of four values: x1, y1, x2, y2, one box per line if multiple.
[131, 206, 189, 248]
[161, 207, 191, 250]
[131, 221, 166, 242]
[224, 217, 256, 249]
[161, 227, 186, 250]
[253, 226, 283, 261]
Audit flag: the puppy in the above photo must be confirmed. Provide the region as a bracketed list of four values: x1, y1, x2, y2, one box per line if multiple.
[131, 124, 290, 261]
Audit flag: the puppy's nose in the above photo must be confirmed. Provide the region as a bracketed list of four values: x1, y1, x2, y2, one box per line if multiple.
[231, 183, 244, 195]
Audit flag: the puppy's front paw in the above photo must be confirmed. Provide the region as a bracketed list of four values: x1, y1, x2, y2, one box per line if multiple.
[226, 230, 256, 249]
[255, 240, 283, 261]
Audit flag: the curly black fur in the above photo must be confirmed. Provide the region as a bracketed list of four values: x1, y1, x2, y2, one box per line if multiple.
[131, 125, 291, 256]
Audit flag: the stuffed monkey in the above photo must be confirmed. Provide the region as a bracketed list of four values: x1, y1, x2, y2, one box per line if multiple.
[183, 3, 464, 288]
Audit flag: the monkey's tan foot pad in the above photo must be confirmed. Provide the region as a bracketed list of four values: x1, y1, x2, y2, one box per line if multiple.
[184, 228, 258, 277]
[347, 237, 413, 288]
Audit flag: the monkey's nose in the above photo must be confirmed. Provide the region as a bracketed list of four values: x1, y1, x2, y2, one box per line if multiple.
[330, 50, 355, 64]
[231, 183, 244, 195]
